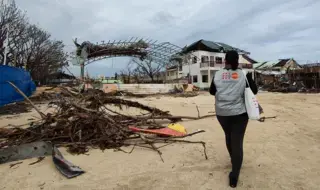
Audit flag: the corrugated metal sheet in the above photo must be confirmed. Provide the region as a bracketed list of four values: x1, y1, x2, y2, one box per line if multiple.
[255, 70, 284, 75]
[255, 61, 279, 69]
[303, 63, 320, 68]
[253, 62, 267, 69]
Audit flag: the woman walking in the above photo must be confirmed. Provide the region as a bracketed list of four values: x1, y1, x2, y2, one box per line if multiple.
[209, 50, 258, 188]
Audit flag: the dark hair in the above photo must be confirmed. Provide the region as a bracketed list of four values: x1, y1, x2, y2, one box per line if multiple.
[225, 50, 239, 70]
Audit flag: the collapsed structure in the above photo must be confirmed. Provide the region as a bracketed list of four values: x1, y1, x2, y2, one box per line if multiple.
[254, 59, 320, 92]
[288, 63, 320, 92]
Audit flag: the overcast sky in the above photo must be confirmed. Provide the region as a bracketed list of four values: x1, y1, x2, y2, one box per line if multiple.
[15, 0, 320, 77]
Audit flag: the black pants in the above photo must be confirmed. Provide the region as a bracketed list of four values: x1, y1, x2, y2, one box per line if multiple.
[217, 113, 249, 177]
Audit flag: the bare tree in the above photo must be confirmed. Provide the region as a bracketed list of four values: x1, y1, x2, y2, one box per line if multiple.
[132, 67, 141, 83]
[120, 61, 135, 84]
[131, 58, 164, 82]
[0, 0, 68, 84]
[0, 0, 26, 64]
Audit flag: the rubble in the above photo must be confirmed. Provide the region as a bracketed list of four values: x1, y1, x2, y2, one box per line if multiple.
[0, 88, 213, 162]
[0, 102, 31, 115]
[258, 80, 318, 93]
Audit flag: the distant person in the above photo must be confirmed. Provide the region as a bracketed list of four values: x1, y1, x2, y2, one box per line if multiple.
[209, 50, 258, 188]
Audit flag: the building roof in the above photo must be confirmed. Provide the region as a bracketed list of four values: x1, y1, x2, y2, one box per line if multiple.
[166, 65, 178, 70]
[242, 54, 258, 64]
[48, 71, 76, 79]
[255, 70, 285, 75]
[302, 63, 320, 68]
[253, 62, 267, 69]
[181, 39, 250, 54]
[273, 59, 290, 67]
[254, 58, 302, 70]
[254, 61, 279, 69]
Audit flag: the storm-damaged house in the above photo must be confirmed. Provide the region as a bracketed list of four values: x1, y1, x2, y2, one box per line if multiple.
[253, 58, 302, 86]
[167, 39, 257, 89]
[288, 63, 320, 92]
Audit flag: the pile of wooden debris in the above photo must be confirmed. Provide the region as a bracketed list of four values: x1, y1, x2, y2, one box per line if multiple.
[0, 88, 212, 161]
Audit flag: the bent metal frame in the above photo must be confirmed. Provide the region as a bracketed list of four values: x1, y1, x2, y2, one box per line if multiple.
[71, 38, 195, 80]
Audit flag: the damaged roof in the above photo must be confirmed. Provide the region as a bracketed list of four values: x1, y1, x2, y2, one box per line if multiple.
[254, 59, 301, 70]
[254, 61, 279, 69]
[303, 63, 320, 68]
[166, 65, 178, 70]
[273, 59, 290, 67]
[242, 54, 258, 64]
[181, 39, 250, 54]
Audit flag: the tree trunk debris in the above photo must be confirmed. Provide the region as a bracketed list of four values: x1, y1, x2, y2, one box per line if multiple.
[0, 88, 213, 161]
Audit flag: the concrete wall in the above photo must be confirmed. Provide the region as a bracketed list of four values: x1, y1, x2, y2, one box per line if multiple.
[86, 83, 194, 94]
[118, 84, 191, 94]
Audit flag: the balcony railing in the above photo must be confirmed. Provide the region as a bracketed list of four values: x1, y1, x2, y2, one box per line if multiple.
[200, 62, 209, 68]
[200, 61, 224, 68]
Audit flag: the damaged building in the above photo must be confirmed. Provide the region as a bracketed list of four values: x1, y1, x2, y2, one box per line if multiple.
[253, 59, 303, 92]
[166, 39, 256, 89]
[254, 59, 320, 93]
[288, 63, 320, 92]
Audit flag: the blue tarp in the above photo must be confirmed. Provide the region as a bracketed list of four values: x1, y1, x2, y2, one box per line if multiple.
[0, 65, 36, 107]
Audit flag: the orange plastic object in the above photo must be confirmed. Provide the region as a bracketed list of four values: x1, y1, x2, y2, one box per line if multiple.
[129, 126, 186, 137]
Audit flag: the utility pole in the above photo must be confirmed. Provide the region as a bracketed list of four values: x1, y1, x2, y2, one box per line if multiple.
[80, 62, 85, 80]
[187, 55, 191, 84]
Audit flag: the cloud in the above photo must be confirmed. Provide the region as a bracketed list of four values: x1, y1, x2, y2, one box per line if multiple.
[15, 0, 320, 76]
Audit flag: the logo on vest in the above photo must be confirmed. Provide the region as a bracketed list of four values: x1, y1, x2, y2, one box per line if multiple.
[222, 72, 230, 80]
[231, 72, 239, 79]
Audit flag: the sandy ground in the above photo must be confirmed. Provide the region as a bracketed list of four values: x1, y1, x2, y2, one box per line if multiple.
[0, 92, 319, 190]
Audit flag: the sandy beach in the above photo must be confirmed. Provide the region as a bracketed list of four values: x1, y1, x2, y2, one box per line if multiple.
[0, 92, 319, 190]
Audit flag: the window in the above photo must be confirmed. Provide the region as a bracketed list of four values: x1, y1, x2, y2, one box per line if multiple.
[193, 56, 197, 64]
[216, 57, 223, 64]
[209, 56, 215, 64]
[201, 56, 209, 63]
[179, 63, 182, 71]
[209, 56, 215, 67]
[193, 75, 198, 83]
[202, 75, 208, 83]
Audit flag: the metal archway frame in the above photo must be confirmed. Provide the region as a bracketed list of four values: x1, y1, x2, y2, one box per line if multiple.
[71, 38, 201, 79]
[72, 38, 186, 65]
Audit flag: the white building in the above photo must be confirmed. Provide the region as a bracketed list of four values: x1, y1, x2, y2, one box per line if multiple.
[166, 40, 257, 89]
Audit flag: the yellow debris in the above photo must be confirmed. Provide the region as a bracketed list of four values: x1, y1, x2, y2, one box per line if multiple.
[168, 123, 187, 134]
